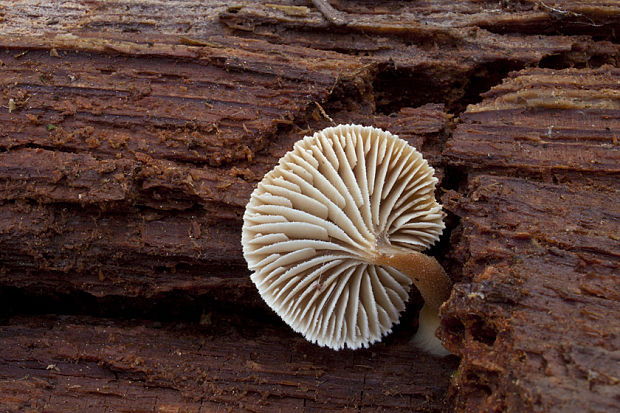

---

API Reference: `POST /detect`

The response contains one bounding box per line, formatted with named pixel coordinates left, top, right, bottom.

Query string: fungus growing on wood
left=242, top=124, right=452, bottom=355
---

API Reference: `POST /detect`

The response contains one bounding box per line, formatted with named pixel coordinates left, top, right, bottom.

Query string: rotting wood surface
left=0, top=1, right=618, bottom=412
left=441, top=66, right=620, bottom=412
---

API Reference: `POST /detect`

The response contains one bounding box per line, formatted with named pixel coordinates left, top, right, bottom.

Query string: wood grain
left=442, top=67, right=620, bottom=413
left=0, top=314, right=458, bottom=412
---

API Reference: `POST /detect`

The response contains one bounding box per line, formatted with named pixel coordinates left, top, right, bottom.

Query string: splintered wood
left=0, top=1, right=619, bottom=412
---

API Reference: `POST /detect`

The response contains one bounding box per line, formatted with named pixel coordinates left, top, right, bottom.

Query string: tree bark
left=441, top=66, right=620, bottom=413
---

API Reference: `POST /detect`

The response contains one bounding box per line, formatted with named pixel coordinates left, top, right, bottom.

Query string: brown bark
left=1, top=314, right=459, bottom=412
left=0, top=1, right=619, bottom=412
left=441, top=67, right=620, bottom=412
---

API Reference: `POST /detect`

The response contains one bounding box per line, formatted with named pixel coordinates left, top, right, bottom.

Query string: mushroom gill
left=242, top=124, right=451, bottom=354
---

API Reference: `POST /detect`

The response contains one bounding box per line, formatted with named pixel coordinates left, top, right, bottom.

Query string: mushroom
left=242, top=124, right=452, bottom=355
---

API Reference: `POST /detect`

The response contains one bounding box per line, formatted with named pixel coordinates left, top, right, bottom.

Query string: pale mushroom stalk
left=375, top=247, right=452, bottom=356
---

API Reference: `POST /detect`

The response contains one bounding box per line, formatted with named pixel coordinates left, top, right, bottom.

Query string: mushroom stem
left=375, top=249, right=452, bottom=312
left=374, top=249, right=452, bottom=355
left=413, top=303, right=450, bottom=356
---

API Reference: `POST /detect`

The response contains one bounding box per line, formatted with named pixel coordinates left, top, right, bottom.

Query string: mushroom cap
left=242, top=124, right=444, bottom=350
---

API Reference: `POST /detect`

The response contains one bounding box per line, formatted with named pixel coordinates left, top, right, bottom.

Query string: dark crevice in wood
left=371, top=57, right=568, bottom=117
left=426, top=208, right=462, bottom=288
left=0, top=286, right=279, bottom=327
left=433, top=165, right=468, bottom=285
left=479, top=21, right=618, bottom=40
left=538, top=43, right=619, bottom=69
left=468, top=317, right=498, bottom=347
left=441, top=164, right=469, bottom=193
left=0, top=141, right=82, bottom=156
left=457, top=62, right=528, bottom=113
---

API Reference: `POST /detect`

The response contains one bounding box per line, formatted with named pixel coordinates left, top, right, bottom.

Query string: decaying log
left=0, top=0, right=617, bottom=299
left=441, top=67, right=620, bottom=412
left=0, top=314, right=459, bottom=412
left=445, top=67, right=620, bottom=176
left=0, top=1, right=619, bottom=412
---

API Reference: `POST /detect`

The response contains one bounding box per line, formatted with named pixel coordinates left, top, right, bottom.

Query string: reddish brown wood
left=441, top=67, right=620, bottom=412
left=0, top=1, right=619, bottom=412
left=0, top=315, right=459, bottom=412
left=445, top=67, right=620, bottom=176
